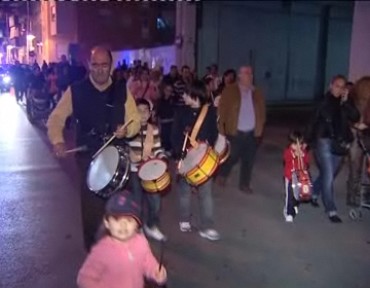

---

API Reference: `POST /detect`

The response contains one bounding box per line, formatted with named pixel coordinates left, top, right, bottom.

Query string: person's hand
left=53, top=143, right=67, bottom=158
left=153, top=266, right=167, bottom=284
left=355, top=122, right=368, bottom=130
left=294, top=150, right=304, bottom=157
left=115, top=124, right=127, bottom=139
left=159, top=155, right=169, bottom=165
left=213, top=95, right=221, bottom=107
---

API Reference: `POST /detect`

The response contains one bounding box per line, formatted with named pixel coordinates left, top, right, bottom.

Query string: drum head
left=87, top=146, right=120, bottom=191
left=179, top=143, right=208, bottom=174
left=214, top=134, right=226, bottom=153
left=138, top=159, right=167, bottom=181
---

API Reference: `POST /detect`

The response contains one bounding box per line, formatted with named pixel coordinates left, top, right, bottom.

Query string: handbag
left=330, top=137, right=351, bottom=155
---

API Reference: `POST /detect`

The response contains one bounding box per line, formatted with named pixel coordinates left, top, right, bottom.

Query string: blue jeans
left=177, top=178, right=214, bottom=230
left=312, top=138, right=343, bottom=214
left=129, top=172, right=161, bottom=228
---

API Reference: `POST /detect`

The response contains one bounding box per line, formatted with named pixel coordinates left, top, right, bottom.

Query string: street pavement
left=1, top=92, right=370, bottom=288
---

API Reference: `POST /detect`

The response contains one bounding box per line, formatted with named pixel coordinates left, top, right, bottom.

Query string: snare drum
left=87, top=145, right=130, bottom=198
left=138, top=159, right=171, bottom=193
left=179, top=143, right=219, bottom=186
left=214, top=134, right=230, bottom=164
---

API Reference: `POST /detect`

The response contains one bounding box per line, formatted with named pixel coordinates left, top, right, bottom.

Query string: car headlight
left=3, top=75, right=11, bottom=84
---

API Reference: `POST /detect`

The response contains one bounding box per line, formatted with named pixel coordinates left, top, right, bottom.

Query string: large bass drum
left=179, top=142, right=219, bottom=187
left=86, top=145, right=130, bottom=198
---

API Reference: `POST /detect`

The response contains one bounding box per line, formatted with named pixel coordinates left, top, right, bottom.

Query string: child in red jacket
left=283, top=131, right=310, bottom=222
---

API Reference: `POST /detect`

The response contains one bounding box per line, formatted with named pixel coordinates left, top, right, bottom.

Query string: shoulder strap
left=104, top=79, right=116, bottom=134
left=143, top=124, right=154, bottom=159
left=189, top=105, right=209, bottom=147
left=140, top=81, right=150, bottom=99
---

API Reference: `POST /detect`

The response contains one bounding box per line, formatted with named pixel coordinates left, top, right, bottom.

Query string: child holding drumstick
left=171, top=80, right=220, bottom=241
left=77, top=191, right=167, bottom=288
left=127, top=98, right=167, bottom=241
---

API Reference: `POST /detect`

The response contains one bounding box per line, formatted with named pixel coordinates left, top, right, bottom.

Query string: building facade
left=196, top=1, right=354, bottom=103
left=349, top=1, right=370, bottom=82
left=38, top=1, right=175, bottom=65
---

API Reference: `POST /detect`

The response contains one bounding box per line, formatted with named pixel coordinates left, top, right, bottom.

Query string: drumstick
left=93, top=119, right=134, bottom=159
left=158, top=240, right=165, bottom=271
left=65, top=145, right=88, bottom=154
left=177, top=133, right=189, bottom=171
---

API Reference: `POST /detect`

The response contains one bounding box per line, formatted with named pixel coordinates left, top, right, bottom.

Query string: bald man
left=217, top=66, right=266, bottom=194
left=47, top=46, right=140, bottom=251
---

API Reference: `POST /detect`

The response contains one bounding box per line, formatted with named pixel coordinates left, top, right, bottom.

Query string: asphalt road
left=1, top=92, right=369, bottom=288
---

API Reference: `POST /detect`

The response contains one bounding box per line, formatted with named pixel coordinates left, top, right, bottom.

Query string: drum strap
left=189, top=105, right=209, bottom=147
left=143, top=124, right=154, bottom=159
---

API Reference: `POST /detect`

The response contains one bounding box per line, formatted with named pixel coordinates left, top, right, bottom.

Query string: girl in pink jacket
left=77, top=191, right=167, bottom=288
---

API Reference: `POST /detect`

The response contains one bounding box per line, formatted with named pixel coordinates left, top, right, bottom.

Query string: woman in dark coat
left=306, top=75, right=360, bottom=223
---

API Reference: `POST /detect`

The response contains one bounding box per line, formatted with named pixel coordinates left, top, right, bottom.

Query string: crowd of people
left=41, top=45, right=370, bottom=288
left=9, top=55, right=87, bottom=108
left=111, top=61, right=237, bottom=157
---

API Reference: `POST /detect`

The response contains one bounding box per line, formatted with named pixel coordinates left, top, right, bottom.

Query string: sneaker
left=240, top=186, right=253, bottom=194
left=179, top=222, right=192, bottom=232
left=285, top=215, right=294, bottom=223
left=199, top=229, right=220, bottom=241
left=144, top=225, right=167, bottom=241
left=329, top=215, right=342, bottom=223
left=311, top=199, right=319, bottom=207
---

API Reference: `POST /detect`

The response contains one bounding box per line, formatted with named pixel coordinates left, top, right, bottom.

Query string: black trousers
left=284, top=178, right=299, bottom=217
left=160, top=121, right=173, bottom=152
left=218, top=130, right=257, bottom=188
left=76, top=154, right=107, bottom=252
left=14, top=86, right=26, bottom=101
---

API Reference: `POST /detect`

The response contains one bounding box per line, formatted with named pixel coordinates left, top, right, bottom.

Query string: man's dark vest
left=71, top=78, right=126, bottom=153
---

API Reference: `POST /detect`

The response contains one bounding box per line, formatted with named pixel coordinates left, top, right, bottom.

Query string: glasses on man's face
left=91, top=63, right=110, bottom=70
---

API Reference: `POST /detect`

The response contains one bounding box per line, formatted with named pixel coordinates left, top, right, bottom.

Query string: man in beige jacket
left=217, top=66, right=266, bottom=194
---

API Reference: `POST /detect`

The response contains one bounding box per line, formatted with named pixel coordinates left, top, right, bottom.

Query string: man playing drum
left=171, top=80, right=220, bottom=241
left=47, top=46, right=141, bottom=251
left=128, top=98, right=168, bottom=241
